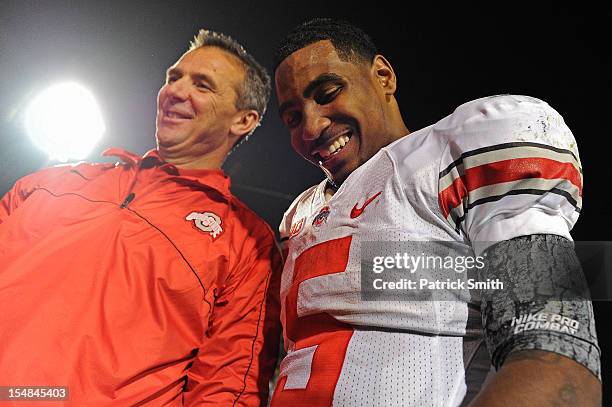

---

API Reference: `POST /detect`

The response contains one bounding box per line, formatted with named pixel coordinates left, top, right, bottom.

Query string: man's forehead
left=276, top=40, right=346, bottom=83
left=170, top=46, right=243, bottom=75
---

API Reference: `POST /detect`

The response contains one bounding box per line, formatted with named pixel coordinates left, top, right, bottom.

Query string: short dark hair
left=274, top=18, right=378, bottom=71
left=190, top=29, right=271, bottom=126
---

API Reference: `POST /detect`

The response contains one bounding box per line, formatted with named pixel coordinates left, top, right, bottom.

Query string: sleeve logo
left=289, top=218, right=305, bottom=239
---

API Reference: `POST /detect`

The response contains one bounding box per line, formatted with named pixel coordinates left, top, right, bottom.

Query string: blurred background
left=1, top=0, right=610, bottom=399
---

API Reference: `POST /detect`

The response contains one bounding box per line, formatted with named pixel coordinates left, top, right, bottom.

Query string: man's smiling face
left=155, top=46, right=245, bottom=160
left=275, top=40, right=397, bottom=186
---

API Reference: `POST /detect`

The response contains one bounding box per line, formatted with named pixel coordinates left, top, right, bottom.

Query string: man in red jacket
left=0, top=29, right=281, bottom=406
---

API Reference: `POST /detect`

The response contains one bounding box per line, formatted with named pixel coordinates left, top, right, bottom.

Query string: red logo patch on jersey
left=350, top=191, right=382, bottom=219
left=289, top=218, right=305, bottom=239
left=312, top=206, right=331, bottom=227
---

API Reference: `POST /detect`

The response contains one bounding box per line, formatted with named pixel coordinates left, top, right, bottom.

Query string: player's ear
left=230, top=109, right=260, bottom=139
left=371, top=55, right=397, bottom=96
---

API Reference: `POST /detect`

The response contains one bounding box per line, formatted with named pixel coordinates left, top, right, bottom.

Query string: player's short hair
left=274, top=18, right=378, bottom=71
left=190, top=29, right=271, bottom=136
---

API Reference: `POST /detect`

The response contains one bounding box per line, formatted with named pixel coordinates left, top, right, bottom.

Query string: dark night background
left=1, top=1, right=610, bottom=401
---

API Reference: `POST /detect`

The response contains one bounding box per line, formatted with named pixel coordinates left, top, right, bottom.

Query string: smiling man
left=0, top=30, right=281, bottom=406
left=156, top=43, right=259, bottom=169
left=271, top=19, right=601, bottom=406
left=276, top=49, right=407, bottom=188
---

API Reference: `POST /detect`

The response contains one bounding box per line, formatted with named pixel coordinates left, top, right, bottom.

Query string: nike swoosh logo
left=350, top=191, right=382, bottom=218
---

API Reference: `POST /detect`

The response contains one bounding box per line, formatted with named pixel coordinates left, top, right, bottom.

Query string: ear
left=229, top=109, right=260, bottom=141
left=371, top=54, right=397, bottom=96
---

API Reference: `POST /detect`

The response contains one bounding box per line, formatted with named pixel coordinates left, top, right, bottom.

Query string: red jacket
left=0, top=148, right=282, bottom=406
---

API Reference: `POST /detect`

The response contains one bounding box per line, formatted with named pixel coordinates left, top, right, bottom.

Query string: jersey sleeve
left=183, top=212, right=282, bottom=406
left=278, top=204, right=294, bottom=255
left=278, top=186, right=317, bottom=258
left=437, top=95, right=582, bottom=254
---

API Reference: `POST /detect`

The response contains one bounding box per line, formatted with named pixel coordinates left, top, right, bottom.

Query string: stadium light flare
left=25, top=82, right=105, bottom=162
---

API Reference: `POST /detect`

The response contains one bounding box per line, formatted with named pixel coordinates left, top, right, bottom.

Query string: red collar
left=102, top=148, right=232, bottom=196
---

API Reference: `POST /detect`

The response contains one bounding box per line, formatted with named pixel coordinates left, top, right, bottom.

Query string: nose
left=301, top=106, right=331, bottom=142
left=163, top=78, right=189, bottom=102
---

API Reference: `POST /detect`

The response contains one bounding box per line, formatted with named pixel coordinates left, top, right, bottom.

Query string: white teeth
left=167, top=112, right=189, bottom=119
left=315, top=134, right=352, bottom=159
left=326, top=141, right=340, bottom=155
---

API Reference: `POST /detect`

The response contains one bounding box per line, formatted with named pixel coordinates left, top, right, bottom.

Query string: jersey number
left=271, top=236, right=354, bottom=407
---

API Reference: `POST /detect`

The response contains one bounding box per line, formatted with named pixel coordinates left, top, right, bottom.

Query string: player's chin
left=332, top=165, right=354, bottom=186
left=323, top=159, right=356, bottom=187
left=319, top=149, right=359, bottom=185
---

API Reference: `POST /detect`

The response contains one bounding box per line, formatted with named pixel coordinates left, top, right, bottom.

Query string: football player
left=270, top=18, right=601, bottom=406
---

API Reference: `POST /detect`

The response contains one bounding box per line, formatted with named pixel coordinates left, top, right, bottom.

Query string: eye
left=195, top=81, right=211, bottom=90
left=283, top=111, right=302, bottom=129
left=166, top=75, right=179, bottom=84
left=314, top=86, right=343, bottom=105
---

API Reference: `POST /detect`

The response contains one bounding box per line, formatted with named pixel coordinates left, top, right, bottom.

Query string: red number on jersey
left=271, top=236, right=354, bottom=407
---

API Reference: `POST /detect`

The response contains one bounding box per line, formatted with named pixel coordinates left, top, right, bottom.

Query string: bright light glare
left=25, top=82, right=105, bottom=162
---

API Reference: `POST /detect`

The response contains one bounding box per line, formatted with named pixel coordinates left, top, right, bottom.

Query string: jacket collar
left=102, top=148, right=232, bottom=196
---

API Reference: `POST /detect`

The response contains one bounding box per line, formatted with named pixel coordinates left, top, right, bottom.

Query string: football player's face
left=275, top=40, right=394, bottom=186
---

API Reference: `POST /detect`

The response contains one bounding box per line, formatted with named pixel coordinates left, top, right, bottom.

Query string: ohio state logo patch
left=312, top=206, right=331, bottom=228
left=289, top=218, right=305, bottom=239
left=186, top=211, right=223, bottom=239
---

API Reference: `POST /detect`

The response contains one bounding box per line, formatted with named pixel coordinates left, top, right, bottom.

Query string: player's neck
left=324, top=181, right=338, bottom=202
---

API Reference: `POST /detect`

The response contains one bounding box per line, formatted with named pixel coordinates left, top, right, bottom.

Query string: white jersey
left=270, top=95, right=582, bottom=407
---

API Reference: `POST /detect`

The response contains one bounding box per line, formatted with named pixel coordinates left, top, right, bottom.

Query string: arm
left=0, top=167, right=59, bottom=224
left=435, top=96, right=600, bottom=405
left=471, top=235, right=601, bottom=407
left=0, top=179, right=27, bottom=224
left=472, top=350, right=600, bottom=406
left=183, top=223, right=282, bottom=407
